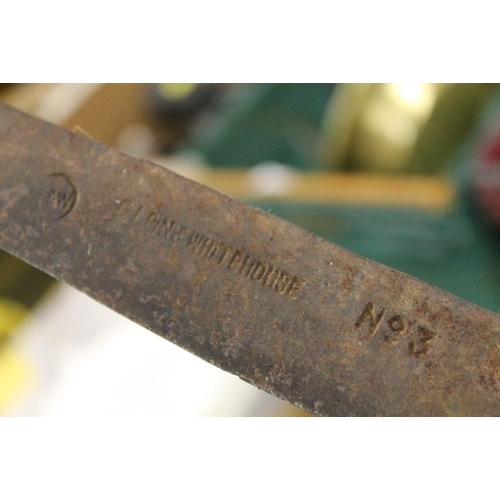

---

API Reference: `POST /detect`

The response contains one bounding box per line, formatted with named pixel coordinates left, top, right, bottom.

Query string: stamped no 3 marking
left=354, top=301, right=437, bottom=358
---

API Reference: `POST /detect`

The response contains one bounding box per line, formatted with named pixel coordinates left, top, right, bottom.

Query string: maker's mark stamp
left=43, top=173, right=77, bottom=219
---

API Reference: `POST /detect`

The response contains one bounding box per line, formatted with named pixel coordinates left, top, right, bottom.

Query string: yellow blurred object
left=0, top=299, right=28, bottom=342
left=0, top=347, right=31, bottom=413
left=0, top=299, right=31, bottom=413
left=157, top=83, right=198, bottom=101
left=320, top=83, right=498, bottom=174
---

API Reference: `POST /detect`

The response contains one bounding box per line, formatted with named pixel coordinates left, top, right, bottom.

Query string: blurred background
left=1, top=83, right=500, bottom=416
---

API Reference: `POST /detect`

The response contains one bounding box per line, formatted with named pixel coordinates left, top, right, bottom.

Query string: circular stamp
left=42, top=173, right=78, bottom=220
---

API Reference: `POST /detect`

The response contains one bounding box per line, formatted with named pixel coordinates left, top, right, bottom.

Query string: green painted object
left=182, top=83, right=335, bottom=170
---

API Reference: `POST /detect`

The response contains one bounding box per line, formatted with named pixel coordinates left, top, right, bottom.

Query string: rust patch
left=0, top=101, right=500, bottom=416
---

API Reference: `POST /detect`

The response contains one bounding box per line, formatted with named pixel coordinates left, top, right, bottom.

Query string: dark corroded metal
left=1, top=101, right=500, bottom=416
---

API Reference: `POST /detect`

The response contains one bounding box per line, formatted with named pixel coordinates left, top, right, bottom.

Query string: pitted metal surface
left=1, top=101, right=500, bottom=416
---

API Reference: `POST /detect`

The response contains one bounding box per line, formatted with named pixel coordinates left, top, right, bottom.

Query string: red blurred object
left=472, top=130, right=500, bottom=228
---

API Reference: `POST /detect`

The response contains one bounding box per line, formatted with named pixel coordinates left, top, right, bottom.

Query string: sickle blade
left=1, top=101, right=499, bottom=416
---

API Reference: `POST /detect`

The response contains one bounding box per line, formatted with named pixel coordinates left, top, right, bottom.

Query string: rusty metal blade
left=1, top=101, right=500, bottom=416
